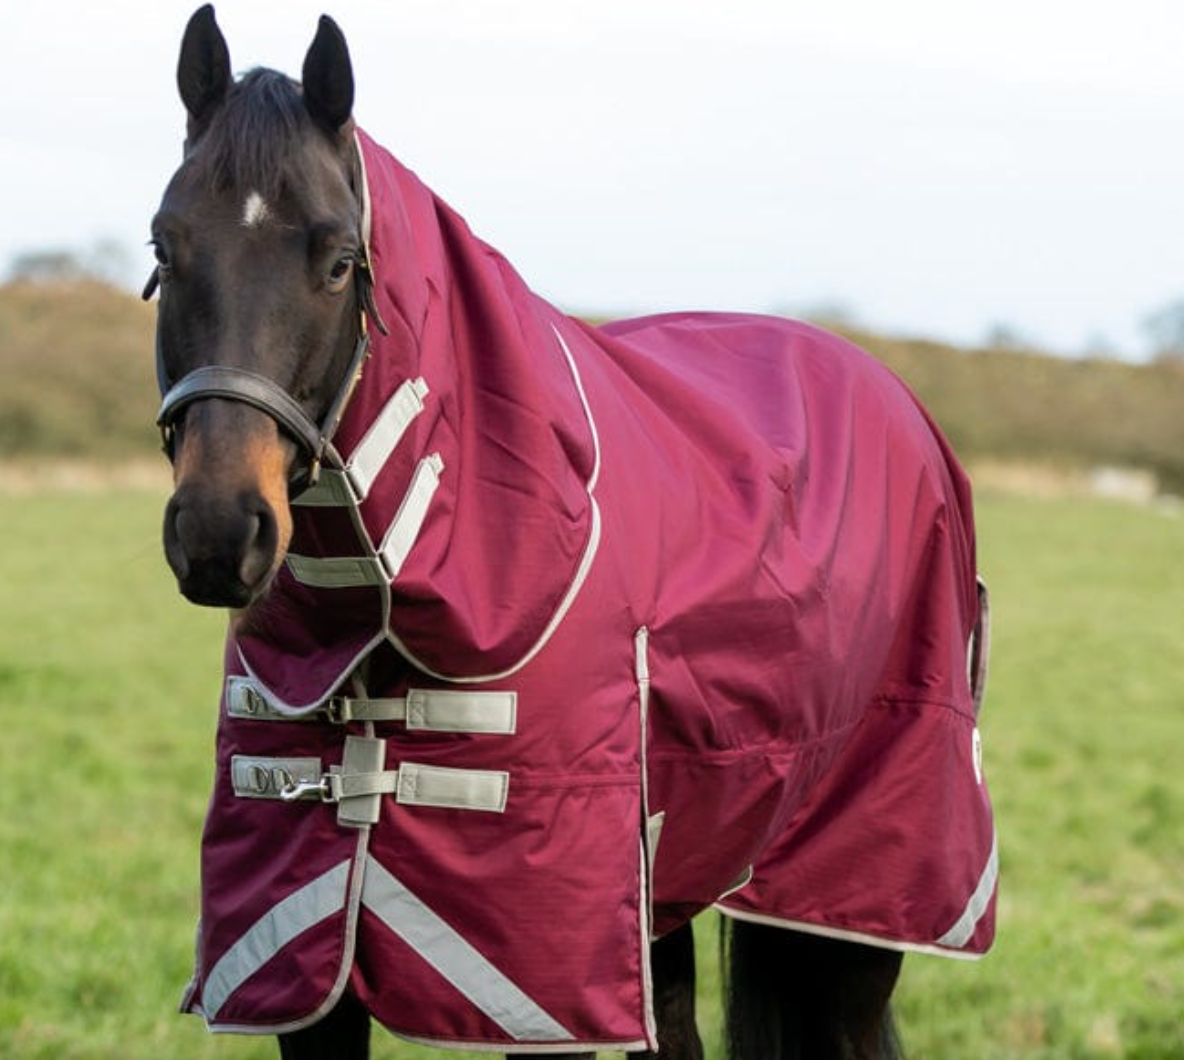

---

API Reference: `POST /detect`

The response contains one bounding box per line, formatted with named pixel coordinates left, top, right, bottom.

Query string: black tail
left=722, top=918, right=905, bottom=1060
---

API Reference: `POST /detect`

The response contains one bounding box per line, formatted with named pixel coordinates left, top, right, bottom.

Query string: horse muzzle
left=164, top=482, right=284, bottom=607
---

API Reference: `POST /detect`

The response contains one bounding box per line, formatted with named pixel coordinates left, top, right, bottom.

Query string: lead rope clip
left=279, top=776, right=333, bottom=803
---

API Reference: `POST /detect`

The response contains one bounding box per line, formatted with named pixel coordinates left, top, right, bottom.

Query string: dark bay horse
left=149, top=7, right=995, bottom=1059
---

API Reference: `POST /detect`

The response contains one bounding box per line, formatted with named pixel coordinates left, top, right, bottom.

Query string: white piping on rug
left=635, top=626, right=660, bottom=1051
left=715, top=830, right=999, bottom=962
left=235, top=629, right=386, bottom=716
left=198, top=830, right=371, bottom=1036
left=199, top=860, right=352, bottom=1020
left=386, top=322, right=604, bottom=684
left=354, top=131, right=374, bottom=262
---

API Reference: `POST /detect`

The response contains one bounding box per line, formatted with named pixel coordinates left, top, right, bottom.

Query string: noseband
left=155, top=325, right=372, bottom=495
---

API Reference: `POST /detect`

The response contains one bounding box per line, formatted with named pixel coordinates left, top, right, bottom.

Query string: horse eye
left=327, top=255, right=354, bottom=290
left=151, top=240, right=173, bottom=278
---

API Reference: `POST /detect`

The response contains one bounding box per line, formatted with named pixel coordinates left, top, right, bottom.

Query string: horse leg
left=724, top=920, right=904, bottom=1060
left=278, top=991, right=371, bottom=1060
left=632, top=920, right=703, bottom=1059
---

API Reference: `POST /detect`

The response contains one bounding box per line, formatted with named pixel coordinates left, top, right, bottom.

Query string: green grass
left=0, top=486, right=1181, bottom=1058
left=894, top=492, right=1184, bottom=1060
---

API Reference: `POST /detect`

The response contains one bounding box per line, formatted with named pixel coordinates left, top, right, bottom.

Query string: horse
left=147, top=7, right=997, bottom=1059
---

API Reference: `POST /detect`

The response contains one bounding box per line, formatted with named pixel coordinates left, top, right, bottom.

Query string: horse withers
left=148, top=7, right=996, bottom=1059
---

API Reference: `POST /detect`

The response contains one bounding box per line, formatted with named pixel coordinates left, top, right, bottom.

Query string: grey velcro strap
left=285, top=453, right=444, bottom=587
left=397, top=762, right=510, bottom=813
left=225, top=677, right=517, bottom=734
left=230, top=753, right=509, bottom=815
left=293, top=377, right=430, bottom=508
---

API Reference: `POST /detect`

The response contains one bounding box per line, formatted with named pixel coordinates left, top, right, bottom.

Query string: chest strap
left=226, top=676, right=517, bottom=734
left=291, top=376, right=430, bottom=507
left=285, top=452, right=444, bottom=587
left=231, top=748, right=510, bottom=825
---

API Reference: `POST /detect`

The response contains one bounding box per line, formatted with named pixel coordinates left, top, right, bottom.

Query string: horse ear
left=177, top=5, right=231, bottom=127
left=302, top=15, right=354, bottom=133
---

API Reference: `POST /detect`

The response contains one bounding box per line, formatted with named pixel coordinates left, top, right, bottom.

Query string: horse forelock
left=189, top=68, right=316, bottom=202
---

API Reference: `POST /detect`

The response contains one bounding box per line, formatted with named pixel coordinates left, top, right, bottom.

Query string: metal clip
left=279, top=776, right=333, bottom=803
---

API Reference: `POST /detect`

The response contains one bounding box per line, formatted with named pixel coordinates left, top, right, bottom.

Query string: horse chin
left=178, top=576, right=258, bottom=610
left=180, top=563, right=279, bottom=608
left=173, top=555, right=281, bottom=610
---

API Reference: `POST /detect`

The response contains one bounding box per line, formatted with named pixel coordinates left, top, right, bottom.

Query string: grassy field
left=0, top=483, right=1181, bottom=1059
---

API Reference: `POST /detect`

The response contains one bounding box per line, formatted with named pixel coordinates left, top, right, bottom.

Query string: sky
left=3, top=0, right=1184, bottom=359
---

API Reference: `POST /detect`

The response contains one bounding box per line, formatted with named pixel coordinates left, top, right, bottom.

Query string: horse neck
left=399, top=190, right=599, bottom=570
left=273, top=149, right=601, bottom=681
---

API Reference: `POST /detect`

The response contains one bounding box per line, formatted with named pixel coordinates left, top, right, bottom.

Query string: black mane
left=189, top=68, right=314, bottom=199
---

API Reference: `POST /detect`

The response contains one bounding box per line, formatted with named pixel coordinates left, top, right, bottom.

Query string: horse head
left=148, top=4, right=372, bottom=607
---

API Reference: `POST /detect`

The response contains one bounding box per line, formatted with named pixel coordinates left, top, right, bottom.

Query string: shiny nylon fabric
left=184, top=131, right=995, bottom=1046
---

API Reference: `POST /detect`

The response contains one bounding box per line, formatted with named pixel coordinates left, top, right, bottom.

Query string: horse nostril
left=163, top=496, right=191, bottom=581
left=238, top=501, right=280, bottom=590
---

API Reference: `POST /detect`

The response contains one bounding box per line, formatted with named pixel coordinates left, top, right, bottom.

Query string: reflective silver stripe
left=936, top=831, right=999, bottom=949
left=202, top=860, right=351, bottom=1019
left=396, top=763, right=509, bottom=813
left=294, top=377, right=430, bottom=507
left=378, top=453, right=443, bottom=579
left=231, top=756, right=509, bottom=813
left=361, top=856, right=573, bottom=1042
left=285, top=453, right=444, bottom=588
left=230, top=755, right=322, bottom=800
left=226, top=677, right=516, bottom=734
